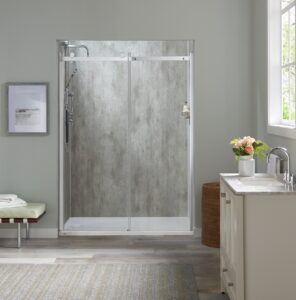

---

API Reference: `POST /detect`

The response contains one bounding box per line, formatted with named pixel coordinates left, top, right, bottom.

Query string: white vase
left=238, top=155, right=255, bottom=177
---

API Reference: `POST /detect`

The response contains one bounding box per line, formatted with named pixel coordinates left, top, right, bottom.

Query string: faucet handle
left=285, top=173, right=295, bottom=184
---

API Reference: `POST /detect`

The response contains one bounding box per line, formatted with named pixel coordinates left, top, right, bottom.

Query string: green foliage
left=252, top=140, right=270, bottom=159
left=282, top=100, right=295, bottom=121
left=232, top=147, right=245, bottom=160
left=230, top=139, right=238, bottom=145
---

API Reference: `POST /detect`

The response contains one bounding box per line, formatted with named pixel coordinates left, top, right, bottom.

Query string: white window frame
left=268, top=0, right=296, bottom=139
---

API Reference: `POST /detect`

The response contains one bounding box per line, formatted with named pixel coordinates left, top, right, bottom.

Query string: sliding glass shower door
left=59, top=41, right=194, bottom=234
left=130, top=60, right=189, bottom=231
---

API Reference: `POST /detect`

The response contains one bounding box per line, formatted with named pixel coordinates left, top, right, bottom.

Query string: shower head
left=62, top=41, right=90, bottom=56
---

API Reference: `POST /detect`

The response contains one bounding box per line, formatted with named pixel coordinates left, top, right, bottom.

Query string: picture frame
left=7, top=82, right=49, bottom=134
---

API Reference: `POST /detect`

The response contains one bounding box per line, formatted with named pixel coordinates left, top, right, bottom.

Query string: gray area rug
left=0, top=264, right=199, bottom=300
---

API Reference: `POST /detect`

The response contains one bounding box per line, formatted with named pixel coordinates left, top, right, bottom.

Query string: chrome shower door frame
left=58, top=43, right=195, bottom=236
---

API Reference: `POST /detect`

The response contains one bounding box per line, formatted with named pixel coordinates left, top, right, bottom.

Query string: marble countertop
left=220, top=173, right=296, bottom=195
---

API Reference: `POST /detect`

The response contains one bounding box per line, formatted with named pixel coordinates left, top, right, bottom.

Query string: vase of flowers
left=230, top=136, right=270, bottom=177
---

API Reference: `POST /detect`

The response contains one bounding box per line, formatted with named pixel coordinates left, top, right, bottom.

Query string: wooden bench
left=0, top=203, right=46, bottom=248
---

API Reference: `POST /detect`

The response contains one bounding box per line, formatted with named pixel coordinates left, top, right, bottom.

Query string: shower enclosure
left=58, top=40, right=195, bottom=235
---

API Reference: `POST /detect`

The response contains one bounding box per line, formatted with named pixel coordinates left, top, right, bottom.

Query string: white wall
left=252, top=0, right=296, bottom=174
left=0, top=0, right=253, bottom=234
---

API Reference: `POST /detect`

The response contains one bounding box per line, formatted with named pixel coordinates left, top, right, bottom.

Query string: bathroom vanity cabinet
left=220, top=174, right=296, bottom=300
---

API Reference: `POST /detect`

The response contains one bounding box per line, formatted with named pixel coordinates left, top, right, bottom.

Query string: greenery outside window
left=281, top=0, right=295, bottom=124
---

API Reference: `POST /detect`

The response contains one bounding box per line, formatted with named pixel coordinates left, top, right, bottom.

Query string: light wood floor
left=0, top=236, right=221, bottom=295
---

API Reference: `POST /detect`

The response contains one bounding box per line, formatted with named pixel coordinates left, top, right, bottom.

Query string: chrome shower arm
left=62, top=41, right=90, bottom=56
left=66, top=45, right=89, bottom=56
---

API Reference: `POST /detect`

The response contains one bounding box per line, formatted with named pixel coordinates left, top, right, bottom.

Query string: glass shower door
left=64, top=60, right=130, bottom=232
left=130, top=60, right=190, bottom=231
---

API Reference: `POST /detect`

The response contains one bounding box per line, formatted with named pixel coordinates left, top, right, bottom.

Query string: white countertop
left=220, top=173, right=296, bottom=195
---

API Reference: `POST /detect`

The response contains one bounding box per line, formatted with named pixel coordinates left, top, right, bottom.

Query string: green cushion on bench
left=0, top=203, right=46, bottom=219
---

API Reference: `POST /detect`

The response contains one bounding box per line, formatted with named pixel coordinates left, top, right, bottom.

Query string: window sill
left=267, top=124, right=296, bottom=139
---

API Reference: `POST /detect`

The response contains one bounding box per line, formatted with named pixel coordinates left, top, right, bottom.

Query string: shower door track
left=62, top=56, right=190, bottom=62
left=59, top=50, right=195, bottom=236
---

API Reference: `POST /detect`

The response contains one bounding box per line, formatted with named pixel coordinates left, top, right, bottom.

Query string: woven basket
left=201, top=182, right=220, bottom=248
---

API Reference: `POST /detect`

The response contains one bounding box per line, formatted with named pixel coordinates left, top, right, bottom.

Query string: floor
left=0, top=235, right=228, bottom=299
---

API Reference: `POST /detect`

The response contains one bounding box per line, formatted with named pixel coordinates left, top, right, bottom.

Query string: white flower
left=235, top=139, right=243, bottom=148
left=242, top=136, right=255, bottom=146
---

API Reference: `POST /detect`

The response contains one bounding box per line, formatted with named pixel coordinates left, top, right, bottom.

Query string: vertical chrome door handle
left=65, top=110, right=69, bottom=144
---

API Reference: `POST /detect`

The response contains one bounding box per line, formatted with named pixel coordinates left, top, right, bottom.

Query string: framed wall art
left=7, top=83, right=49, bottom=134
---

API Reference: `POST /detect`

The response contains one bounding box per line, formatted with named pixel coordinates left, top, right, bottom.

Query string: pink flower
left=245, top=145, right=254, bottom=155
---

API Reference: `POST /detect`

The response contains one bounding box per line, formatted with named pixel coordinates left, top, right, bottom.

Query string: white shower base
left=61, top=217, right=192, bottom=235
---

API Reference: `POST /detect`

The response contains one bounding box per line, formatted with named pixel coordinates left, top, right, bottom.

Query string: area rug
left=0, top=264, right=199, bottom=300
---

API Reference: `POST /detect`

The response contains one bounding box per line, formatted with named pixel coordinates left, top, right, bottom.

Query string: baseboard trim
left=0, top=228, right=58, bottom=239
left=193, top=227, right=201, bottom=237
left=0, top=227, right=199, bottom=239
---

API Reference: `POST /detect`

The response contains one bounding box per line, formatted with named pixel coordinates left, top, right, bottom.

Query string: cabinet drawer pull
left=228, top=282, right=234, bottom=287
left=222, top=268, right=228, bottom=272
left=226, top=200, right=231, bottom=204
left=220, top=192, right=226, bottom=198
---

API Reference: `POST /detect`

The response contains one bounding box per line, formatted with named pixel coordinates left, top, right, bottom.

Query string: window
left=268, top=0, right=296, bottom=138
left=281, top=0, right=295, bottom=124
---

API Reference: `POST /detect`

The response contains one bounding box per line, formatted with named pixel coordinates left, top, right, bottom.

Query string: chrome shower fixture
left=62, top=41, right=90, bottom=56
left=65, top=65, right=78, bottom=89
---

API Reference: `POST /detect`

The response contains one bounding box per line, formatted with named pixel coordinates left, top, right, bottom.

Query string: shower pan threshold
left=61, top=217, right=193, bottom=236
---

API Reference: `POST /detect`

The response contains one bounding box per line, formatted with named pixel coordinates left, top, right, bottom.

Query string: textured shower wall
left=68, top=41, right=188, bottom=217
left=71, top=61, right=129, bottom=217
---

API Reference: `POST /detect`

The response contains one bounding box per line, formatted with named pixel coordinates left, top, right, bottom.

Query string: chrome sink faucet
left=267, top=147, right=292, bottom=183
